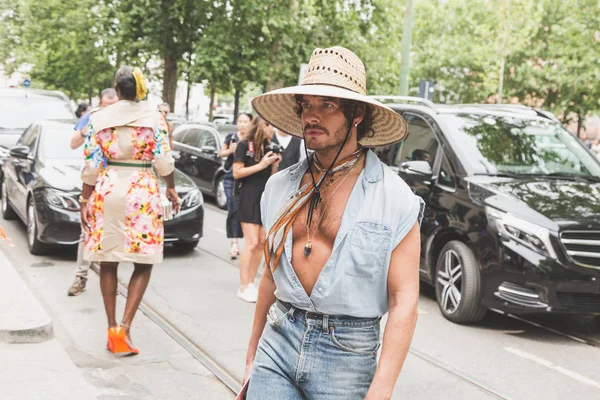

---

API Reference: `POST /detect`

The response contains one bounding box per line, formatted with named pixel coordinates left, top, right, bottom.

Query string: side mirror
left=171, top=150, right=181, bottom=160
left=201, top=145, right=217, bottom=154
left=9, top=145, right=31, bottom=160
left=399, top=160, right=432, bottom=177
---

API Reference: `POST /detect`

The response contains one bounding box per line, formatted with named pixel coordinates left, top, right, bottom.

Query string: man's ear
left=353, top=103, right=366, bottom=126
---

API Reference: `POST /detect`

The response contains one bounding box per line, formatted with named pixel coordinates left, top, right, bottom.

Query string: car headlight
left=486, top=207, right=557, bottom=258
left=180, top=189, right=203, bottom=209
left=45, top=189, right=80, bottom=211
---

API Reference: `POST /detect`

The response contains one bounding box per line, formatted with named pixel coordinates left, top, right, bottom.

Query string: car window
left=18, top=124, right=40, bottom=149
left=440, top=113, right=600, bottom=177
left=41, top=127, right=84, bottom=160
left=438, top=155, right=456, bottom=188
left=182, top=129, right=201, bottom=147
left=174, top=128, right=188, bottom=142
left=198, top=130, right=217, bottom=148
left=0, top=96, right=73, bottom=130
left=395, top=114, right=439, bottom=167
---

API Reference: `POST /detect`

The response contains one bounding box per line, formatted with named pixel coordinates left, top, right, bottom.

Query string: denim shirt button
left=317, top=287, right=323, bottom=293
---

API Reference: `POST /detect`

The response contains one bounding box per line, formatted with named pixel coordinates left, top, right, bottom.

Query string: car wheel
left=27, top=198, right=46, bottom=255
left=173, top=240, right=199, bottom=253
left=215, top=176, right=227, bottom=210
left=435, top=241, right=487, bottom=324
left=1, top=180, right=17, bottom=220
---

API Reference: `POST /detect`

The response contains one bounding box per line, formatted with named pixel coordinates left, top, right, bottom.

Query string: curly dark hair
left=293, top=95, right=374, bottom=142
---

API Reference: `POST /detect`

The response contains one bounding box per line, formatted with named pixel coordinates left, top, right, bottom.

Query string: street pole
left=399, top=0, right=415, bottom=96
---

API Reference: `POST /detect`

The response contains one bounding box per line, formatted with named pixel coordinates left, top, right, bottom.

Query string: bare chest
left=290, top=171, right=360, bottom=296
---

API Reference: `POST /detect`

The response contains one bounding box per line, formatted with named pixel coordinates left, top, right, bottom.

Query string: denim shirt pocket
left=345, top=222, right=391, bottom=281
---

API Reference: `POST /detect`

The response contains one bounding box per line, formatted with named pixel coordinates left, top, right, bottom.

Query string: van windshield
left=0, top=96, right=73, bottom=130
left=440, top=113, right=600, bottom=178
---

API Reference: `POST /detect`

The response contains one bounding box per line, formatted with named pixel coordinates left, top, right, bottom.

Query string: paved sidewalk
left=0, top=250, right=52, bottom=342
left=0, top=340, right=99, bottom=400
left=0, top=242, right=234, bottom=399
left=0, top=249, right=99, bottom=399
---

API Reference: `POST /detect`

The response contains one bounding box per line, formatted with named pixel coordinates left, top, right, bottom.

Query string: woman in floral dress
left=80, top=66, right=179, bottom=354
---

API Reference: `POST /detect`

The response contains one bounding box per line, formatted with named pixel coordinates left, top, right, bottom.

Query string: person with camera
left=232, top=116, right=281, bottom=302
left=221, top=113, right=253, bottom=259
left=271, top=128, right=306, bottom=171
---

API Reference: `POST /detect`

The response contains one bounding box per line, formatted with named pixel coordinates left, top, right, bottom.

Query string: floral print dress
left=81, top=100, right=174, bottom=264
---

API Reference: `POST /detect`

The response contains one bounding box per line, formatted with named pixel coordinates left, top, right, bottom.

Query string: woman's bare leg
left=239, top=223, right=261, bottom=290
left=99, top=262, right=119, bottom=328
left=121, top=263, right=153, bottom=329
left=247, top=225, right=266, bottom=285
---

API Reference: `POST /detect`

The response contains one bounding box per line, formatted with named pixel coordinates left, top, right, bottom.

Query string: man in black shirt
left=271, top=128, right=306, bottom=171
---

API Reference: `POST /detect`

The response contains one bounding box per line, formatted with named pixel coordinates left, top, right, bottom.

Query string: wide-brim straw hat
left=252, top=46, right=407, bottom=147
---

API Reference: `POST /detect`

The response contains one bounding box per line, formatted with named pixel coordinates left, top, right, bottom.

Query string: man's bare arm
left=70, top=127, right=87, bottom=149
left=366, top=222, right=421, bottom=400
left=244, top=265, right=277, bottom=382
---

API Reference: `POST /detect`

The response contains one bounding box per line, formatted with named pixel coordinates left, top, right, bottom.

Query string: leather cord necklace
left=302, top=106, right=358, bottom=256
left=304, top=151, right=363, bottom=256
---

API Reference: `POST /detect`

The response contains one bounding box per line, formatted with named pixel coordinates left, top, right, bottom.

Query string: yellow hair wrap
left=132, top=67, right=148, bottom=100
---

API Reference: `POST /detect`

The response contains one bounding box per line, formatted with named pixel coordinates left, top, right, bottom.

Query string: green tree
left=8, top=0, right=116, bottom=101
left=0, top=0, right=26, bottom=76
left=506, top=0, right=600, bottom=133
left=116, top=0, right=210, bottom=110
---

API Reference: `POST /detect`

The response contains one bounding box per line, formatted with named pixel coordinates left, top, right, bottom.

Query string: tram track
left=92, top=255, right=521, bottom=400
left=501, top=311, right=600, bottom=348
left=90, top=264, right=241, bottom=395
left=3, top=200, right=599, bottom=398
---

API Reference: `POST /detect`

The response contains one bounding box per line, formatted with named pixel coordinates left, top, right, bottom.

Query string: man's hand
left=367, top=221, right=421, bottom=400
left=364, top=388, right=391, bottom=400
left=243, top=357, right=254, bottom=384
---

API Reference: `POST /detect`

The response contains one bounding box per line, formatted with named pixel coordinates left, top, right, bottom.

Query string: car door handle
left=190, top=155, right=198, bottom=160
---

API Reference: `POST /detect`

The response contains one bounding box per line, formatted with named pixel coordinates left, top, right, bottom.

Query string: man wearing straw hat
left=242, top=46, right=425, bottom=399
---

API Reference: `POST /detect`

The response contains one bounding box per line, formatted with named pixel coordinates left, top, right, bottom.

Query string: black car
left=1, top=120, right=204, bottom=255
left=372, top=97, right=600, bottom=323
left=0, top=88, right=74, bottom=186
left=172, top=123, right=229, bottom=209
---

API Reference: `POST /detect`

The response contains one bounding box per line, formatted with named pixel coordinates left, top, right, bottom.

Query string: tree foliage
left=409, top=0, right=599, bottom=125
left=1, top=0, right=597, bottom=125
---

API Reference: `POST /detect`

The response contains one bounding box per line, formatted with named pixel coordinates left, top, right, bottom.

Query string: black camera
left=265, top=142, right=284, bottom=155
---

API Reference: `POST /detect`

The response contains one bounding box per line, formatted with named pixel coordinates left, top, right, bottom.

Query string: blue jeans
left=247, top=300, right=381, bottom=399
left=224, top=175, right=242, bottom=239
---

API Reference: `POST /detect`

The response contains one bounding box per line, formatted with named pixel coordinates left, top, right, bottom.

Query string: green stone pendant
left=304, top=242, right=312, bottom=257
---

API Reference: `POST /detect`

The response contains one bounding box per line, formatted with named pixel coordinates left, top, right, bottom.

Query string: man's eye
left=323, top=103, right=333, bottom=108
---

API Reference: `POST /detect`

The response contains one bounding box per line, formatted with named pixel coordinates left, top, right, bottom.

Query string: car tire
left=173, top=240, right=199, bottom=253
left=435, top=241, right=487, bottom=324
left=1, top=180, right=17, bottom=220
left=215, top=176, right=227, bottom=210
left=27, top=198, right=46, bottom=255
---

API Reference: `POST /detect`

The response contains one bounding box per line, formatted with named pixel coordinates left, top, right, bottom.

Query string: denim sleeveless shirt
left=260, top=150, right=425, bottom=318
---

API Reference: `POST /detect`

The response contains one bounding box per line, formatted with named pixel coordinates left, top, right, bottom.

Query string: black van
left=372, top=97, right=600, bottom=324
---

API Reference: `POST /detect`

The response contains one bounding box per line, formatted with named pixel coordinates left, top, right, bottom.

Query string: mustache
left=303, top=124, right=329, bottom=135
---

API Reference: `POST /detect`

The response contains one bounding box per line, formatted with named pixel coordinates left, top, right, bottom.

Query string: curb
left=0, top=249, right=53, bottom=343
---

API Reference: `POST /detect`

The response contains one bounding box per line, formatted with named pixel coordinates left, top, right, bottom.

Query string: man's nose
left=303, top=108, right=320, bottom=125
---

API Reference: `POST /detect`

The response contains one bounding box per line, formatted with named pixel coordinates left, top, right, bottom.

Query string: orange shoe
left=106, top=327, right=116, bottom=351
left=107, top=326, right=139, bottom=355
